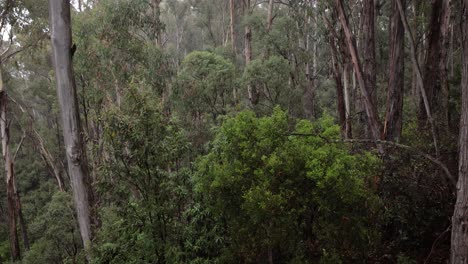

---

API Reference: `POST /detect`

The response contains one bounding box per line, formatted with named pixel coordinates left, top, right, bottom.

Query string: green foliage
left=174, top=51, right=236, bottom=119
left=243, top=56, right=291, bottom=111
left=23, top=192, right=83, bottom=264
left=93, top=84, right=191, bottom=263
left=195, top=108, right=380, bottom=262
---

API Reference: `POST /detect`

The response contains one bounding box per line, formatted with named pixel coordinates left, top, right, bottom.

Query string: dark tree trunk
left=450, top=1, right=468, bottom=262
left=330, top=38, right=348, bottom=138
left=48, top=0, right=94, bottom=258
left=335, top=0, right=383, bottom=151
left=243, top=0, right=258, bottom=106
left=362, top=0, right=377, bottom=108
left=230, top=0, right=236, bottom=52
left=16, top=191, right=30, bottom=251
left=356, top=0, right=377, bottom=138
left=0, top=70, right=20, bottom=262
left=395, top=0, right=440, bottom=156
left=419, top=0, right=451, bottom=129
left=384, top=0, right=405, bottom=142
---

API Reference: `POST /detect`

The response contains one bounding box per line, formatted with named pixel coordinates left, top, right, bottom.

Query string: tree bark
left=16, top=191, right=29, bottom=251
left=324, top=13, right=351, bottom=138
left=304, top=0, right=316, bottom=119
left=230, top=0, right=236, bottom=52
left=330, top=36, right=348, bottom=138
left=267, top=0, right=274, bottom=32
left=395, top=0, right=440, bottom=157
left=0, top=70, right=20, bottom=261
left=450, top=1, right=468, bottom=262
left=335, top=0, right=382, bottom=151
left=419, top=0, right=451, bottom=129
left=383, top=0, right=405, bottom=142
left=151, top=0, right=163, bottom=47
left=48, top=0, right=94, bottom=256
left=362, top=0, right=377, bottom=110
left=244, top=0, right=258, bottom=106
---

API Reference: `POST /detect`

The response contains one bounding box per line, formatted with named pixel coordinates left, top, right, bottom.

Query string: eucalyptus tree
left=48, top=0, right=94, bottom=256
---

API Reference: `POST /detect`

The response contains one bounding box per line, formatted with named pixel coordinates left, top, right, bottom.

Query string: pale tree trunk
left=324, top=14, right=351, bottom=138
left=344, top=63, right=352, bottom=138
left=335, top=0, right=382, bottom=152
left=267, top=0, right=274, bottom=32
left=395, top=0, right=440, bottom=157
left=48, top=0, right=94, bottom=257
left=338, top=23, right=353, bottom=138
left=304, top=0, right=316, bottom=119
left=230, top=0, right=236, bottom=52
left=383, top=0, right=405, bottom=142
left=0, top=68, right=20, bottom=262
left=244, top=0, right=258, bottom=106
left=151, top=0, right=163, bottom=47
left=450, top=1, right=468, bottom=262
left=12, top=134, right=29, bottom=251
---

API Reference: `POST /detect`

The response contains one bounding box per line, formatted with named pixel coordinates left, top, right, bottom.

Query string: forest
left=0, top=0, right=467, bottom=263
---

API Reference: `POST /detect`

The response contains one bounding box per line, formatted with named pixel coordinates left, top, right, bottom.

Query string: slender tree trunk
left=329, top=35, right=348, bottom=138
left=450, top=1, right=468, bottom=262
left=49, top=0, right=94, bottom=257
left=151, top=0, right=163, bottom=47
left=344, top=64, right=353, bottom=138
left=230, top=0, right=236, bottom=52
left=450, top=0, right=468, bottom=264
left=244, top=0, right=258, bottom=106
left=267, top=0, right=274, bottom=32
left=384, top=0, right=405, bottom=142
left=335, top=0, right=382, bottom=151
left=0, top=69, right=20, bottom=262
left=34, top=129, right=65, bottom=191
left=304, top=0, right=316, bottom=119
left=16, top=191, right=29, bottom=250
left=395, top=0, right=440, bottom=157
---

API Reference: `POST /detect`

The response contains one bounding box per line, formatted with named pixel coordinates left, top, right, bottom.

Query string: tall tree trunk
left=267, top=0, right=274, bottom=32
left=360, top=0, right=377, bottom=138
left=329, top=34, right=348, bottom=138
left=395, top=0, right=440, bottom=157
left=151, top=0, right=163, bottom=47
left=48, top=0, right=94, bottom=257
left=450, top=1, right=468, bottom=262
left=335, top=0, right=382, bottom=151
left=230, top=0, right=236, bottom=52
left=304, top=0, right=316, bottom=119
left=419, top=0, right=451, bottom=129
left=244, top=0, right=258, bottom=106
left=324, top=13, right=351, bottom=138
left=0, top=69, right=20, bottom=262
left=16, top=191, right=29, bottom=251
left=384, top=0, right=405, bottom=142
